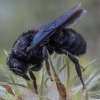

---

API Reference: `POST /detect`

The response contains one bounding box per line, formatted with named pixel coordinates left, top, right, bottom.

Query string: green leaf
left=0, top=66, right=11, bottom=82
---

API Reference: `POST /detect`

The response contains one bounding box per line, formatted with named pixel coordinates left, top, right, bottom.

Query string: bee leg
left=67, top=51, right=85, bottom=89
left=22, top=74, right=30, bottom=80
left=59, top=49, right=85, bottom=89
left=42, top=46, right=53, bottom=81
left=29, top=64, right=42, bottom=94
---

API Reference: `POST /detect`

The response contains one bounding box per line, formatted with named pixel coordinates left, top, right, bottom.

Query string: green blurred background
left=0, top=0, right=100, bottom=71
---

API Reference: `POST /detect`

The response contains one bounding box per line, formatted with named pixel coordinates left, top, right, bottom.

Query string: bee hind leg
left=56, top=48, right=85, bottom=89
left=67, top=51, right=85, bottom=89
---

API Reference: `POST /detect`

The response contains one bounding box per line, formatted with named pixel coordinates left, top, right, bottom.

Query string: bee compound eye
left=14, top=63, right=18, bottom=68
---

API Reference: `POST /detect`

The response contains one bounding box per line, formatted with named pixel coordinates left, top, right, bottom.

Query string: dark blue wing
left=28, top=3, right=86, bottom=51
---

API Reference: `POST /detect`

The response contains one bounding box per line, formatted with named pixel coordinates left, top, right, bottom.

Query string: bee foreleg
left=22, top=74, right=30, bottom=80
left=29, top=65, right=42, bottom=94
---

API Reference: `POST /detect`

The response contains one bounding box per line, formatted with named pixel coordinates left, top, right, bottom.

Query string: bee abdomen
left=75, top=34, right=86, bottom=55
left=64, top=29, right=86, bottom=56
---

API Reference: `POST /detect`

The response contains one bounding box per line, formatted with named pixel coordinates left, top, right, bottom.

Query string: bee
left=6, top=4, right=87, bottom=93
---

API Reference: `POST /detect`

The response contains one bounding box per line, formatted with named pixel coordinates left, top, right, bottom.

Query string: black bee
left=6, top=4, right=87, bottom=93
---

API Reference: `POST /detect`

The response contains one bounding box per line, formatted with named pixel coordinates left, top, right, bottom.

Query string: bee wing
left=63, top=9, right=87, bottom=28
left=29, top=3, right=86, bottom=50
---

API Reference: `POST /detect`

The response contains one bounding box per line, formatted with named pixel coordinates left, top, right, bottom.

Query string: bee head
left=6, top=52, right=28, bottom=76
